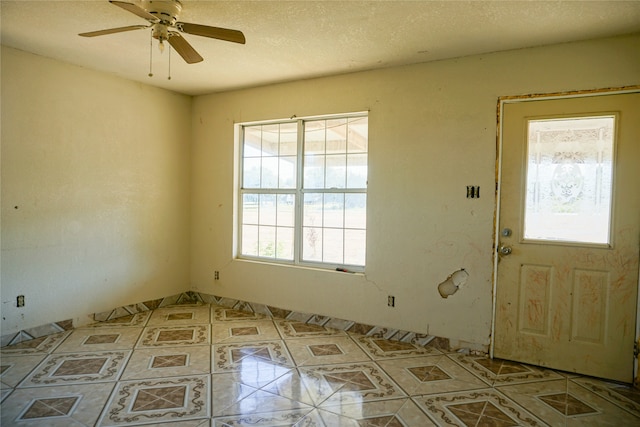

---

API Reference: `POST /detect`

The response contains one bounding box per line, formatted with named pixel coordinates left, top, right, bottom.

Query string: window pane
left=261, top=124, right=280, bottom=156
left=279, top=122, right=298, bottom=156
left=304, top=155, right=325, bottom=188
left=348, top=116, right=368, bottom=153
left=242, top=224, right=259, bottom=256
left=346, top=153, right=367, bottom=188
left=279, top=157, right=296, bottom=188
left=304, top=121, right=325, bottom=154
left=524, top=116, right=614, bottom=244
left=243, top=126, right=263, bottom=157
left=322, top=228, right=344, bottom=264
left=345, top=194, right=366, bottom=229
left=303, top=227, right=323, bottom=261
left=261, top=157, right=278, bottom=188
left=344, top=229, right=366, bottom=265
left=243, top=157, right=261, bottom=188
left=259, top=194, right=276, bottom=226
left=276, top=227, right=294, bottom=260
left=303, top=193, right=323, bottom=227
left=258, top=226, right=276, bottom=258
left=242, top=194, right=259, bottom=224
left=277, top=194, right=295, bottom=227
left=323, top=193, right=344, bottom=228
left=326, top=154, right=346, bottom=188
left=326, top=119, right=347, bottom=154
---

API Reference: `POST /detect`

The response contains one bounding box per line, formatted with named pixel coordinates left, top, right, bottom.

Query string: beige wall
left=190, top=34, right=640, bottom=348
left=1, top=47, right=192, bottom=335
left=1, top=34, right=638, bottom=347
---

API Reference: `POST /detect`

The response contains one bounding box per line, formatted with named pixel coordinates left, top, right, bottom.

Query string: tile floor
left=2, top=302, right=640, bottom=426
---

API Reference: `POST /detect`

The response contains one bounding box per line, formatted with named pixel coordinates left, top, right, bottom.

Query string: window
left=523, top=116, right=615, bottom=245
left=238, top=113, right=368, bottom=270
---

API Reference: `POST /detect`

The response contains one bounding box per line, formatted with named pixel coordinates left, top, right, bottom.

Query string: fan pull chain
left=167, top=43, right=172, bottom=80
left=148, top=30, right=154, bottom=77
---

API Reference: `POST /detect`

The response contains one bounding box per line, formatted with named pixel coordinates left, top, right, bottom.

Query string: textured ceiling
left=2, top=1, right=639, bottom=96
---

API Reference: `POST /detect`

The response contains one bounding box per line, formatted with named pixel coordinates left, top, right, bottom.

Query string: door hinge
left=635, top=341, right=639, bottom=358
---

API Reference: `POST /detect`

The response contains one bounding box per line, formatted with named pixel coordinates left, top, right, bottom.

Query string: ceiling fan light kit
left=79, top=0, right=245, bottom=68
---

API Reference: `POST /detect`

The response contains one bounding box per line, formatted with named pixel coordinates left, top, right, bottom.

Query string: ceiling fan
left=79, top=0, right=245, bottom=64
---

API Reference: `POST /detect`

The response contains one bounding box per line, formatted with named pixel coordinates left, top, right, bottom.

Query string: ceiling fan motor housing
left=144, top=0, right=182, bottom=25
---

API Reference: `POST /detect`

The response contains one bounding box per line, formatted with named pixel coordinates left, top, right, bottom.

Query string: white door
left=494, top=92, right=640, bottom=383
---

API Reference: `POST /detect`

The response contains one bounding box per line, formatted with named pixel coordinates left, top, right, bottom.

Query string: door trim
left=491, top=85, right=640, bottom=382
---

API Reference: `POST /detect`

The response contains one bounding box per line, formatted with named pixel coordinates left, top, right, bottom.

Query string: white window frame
left=236, top=112, right=368, bottom=272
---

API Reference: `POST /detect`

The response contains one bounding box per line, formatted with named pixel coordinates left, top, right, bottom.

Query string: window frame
left=236, top=111, right=368, bottom=272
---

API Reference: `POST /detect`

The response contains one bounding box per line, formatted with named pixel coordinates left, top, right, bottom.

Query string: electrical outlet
left=387, top=295, right=395, bottom=307
left=17, top=295, right=25, bottom=307
left=214, top=271, right=220, bottom=280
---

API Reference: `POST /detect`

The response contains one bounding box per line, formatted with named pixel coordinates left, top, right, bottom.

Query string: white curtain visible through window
left=239, top=114, right=368, bottom=269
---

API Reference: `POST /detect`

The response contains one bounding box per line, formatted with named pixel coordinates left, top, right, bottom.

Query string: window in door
left=523, top=115, right=615, bottom=245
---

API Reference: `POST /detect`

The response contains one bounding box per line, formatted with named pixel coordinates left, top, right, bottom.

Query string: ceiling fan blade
left=177, top=22, right=246, bottom=44
left=168, top=33, right=203, bottom=64
left=79, top=25, right=148, bottom=37
left=110, top=0, right=159, bottom=22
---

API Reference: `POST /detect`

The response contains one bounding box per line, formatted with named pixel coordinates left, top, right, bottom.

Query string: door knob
left=498, top=245, right=512, bottom=255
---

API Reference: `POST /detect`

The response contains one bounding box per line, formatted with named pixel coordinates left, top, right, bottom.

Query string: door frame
left=491, top=85, right=640, bottom=384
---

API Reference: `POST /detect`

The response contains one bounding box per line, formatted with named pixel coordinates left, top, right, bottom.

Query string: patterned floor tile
left=138, top=421, right=211, bottom=427
left=121, top=346, right=211, bottom=380
left=0, top=354, right=46, bottom=388
left=275, top=320, right=347, bottom=339
left=449, top=353, right=563, bottom=386
left=498, top=378, right=640, bottom=426
left=54, top=327, right=143, bottom=353
left=136, top=325, right=211, bottom=348
left=1, top=382, right=115, bottom=426
left=571, top=376, right=640, bottom=417
left=292, top=408, right=360, bottom=426
left=213, top=408, right=312, bottom=426
left=98, top=376, right=209, bottom=426
left=377, top=354, right=490, bottom=396
left=285, top=336, right=370, bottom=366
left=2, top=302, right=638, bottom=427
left=214, top=389, right=312, bottom=417
left=18, top=351, right=130, bottom=387
left=212, top=307, right=268, bottom=322
left=1, top=331, right=71, bottom=355
left=211, top=320, right=281, bottom=344
left=260, top=369, right=322, bottom=406
left=299, top=362, right=407, bottom=407
left=212, top=341, right=294, bottom=373
left=210, top=373, right=261, bottom=416
left=414, top=388, right=546, bottom=426
left=147, top=305, right=211, bottom=326
left=85, top=312, right=151, bottom=328
left=351, top=334, right=442, bottom=360
left=319, top=398, right=438, bottom=426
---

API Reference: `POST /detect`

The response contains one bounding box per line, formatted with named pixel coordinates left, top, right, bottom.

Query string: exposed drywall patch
left=438, top=269, right=469, bottom=298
